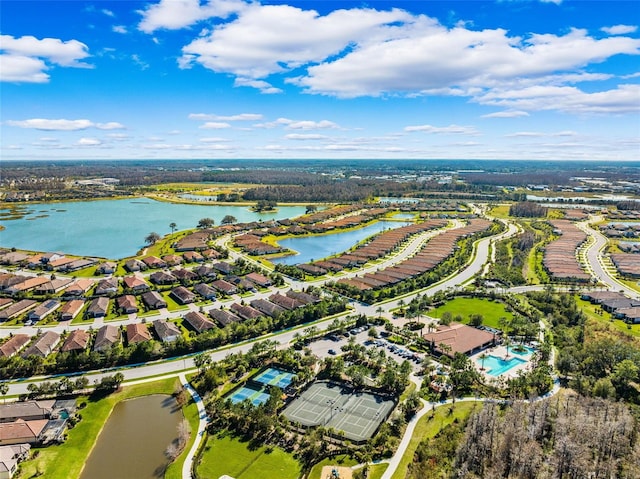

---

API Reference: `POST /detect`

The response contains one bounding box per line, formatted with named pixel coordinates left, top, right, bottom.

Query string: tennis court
left=228, top=386, right=271, bottom=406
left=253, top=367, right=295, bottom=389
left=283, top=381, right=395, bottom=442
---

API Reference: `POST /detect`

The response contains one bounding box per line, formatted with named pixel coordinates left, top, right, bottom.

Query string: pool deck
left=471, top=344, right=535, bottom=380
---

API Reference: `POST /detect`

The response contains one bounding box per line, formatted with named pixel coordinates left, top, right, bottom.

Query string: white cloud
left=179, top=4, right=413, bottom=79
left=199, top=122, right=231, bottom=129
left=77, top=138, right=102, bottom=146
left=233, top=78, right=282, bottom=94
left=138, top=0, right=244, bottom=33
left=404, top=124, right=479, bottom=135
left=0, top=35, right=91, bottom=82
left=200, top=137, right=230, bottom=142
left=481, top=110, right=530, bottom=118
left=601, top=25, right=638, bottom=35
left=284, top=133, right=329, bottom=140
left=286, top=119, right=340, bottom=130
left=189, top=113, right=263, bottom=121
left=113, top=25, right=128, bottom=34
left=6, top=118, right=125, bottom=131
left=539, top=0, right=562, bottom=5
left=505, top=131, right=546, bottom=137
left=102, top=9, right=115, bottom=17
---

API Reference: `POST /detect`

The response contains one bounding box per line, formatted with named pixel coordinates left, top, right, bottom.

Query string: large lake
left=0, top=198, right=306, bottom=259
left=80, top=394, right=182, bottom=479
left=271, top=220, right=411, bottom=265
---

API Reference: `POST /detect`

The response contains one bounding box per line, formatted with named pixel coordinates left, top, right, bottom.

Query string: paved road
left=577, top=218, right=639, bottom=299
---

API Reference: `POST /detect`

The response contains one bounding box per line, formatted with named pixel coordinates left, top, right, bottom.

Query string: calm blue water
left=510, top=345, right=536, bottom=357
left=271, top=220, right=411, bottom=265
left=0, top=198, right=306, bottom=259
left=484, top=355, right=526, bottom=376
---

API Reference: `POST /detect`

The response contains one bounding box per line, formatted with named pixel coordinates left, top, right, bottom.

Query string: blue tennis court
left=253, top=367, right=295, bottom=388
left=228, top=386, right=270, bottom=406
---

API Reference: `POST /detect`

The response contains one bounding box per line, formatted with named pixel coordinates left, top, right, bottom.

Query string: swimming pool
left=484, top=355, right=527, bottom=376
left=253, top=367, right=295, bottom=388
left=228, top=386, right=270, bottom=406
left=510, top=345, right=536, bottom=357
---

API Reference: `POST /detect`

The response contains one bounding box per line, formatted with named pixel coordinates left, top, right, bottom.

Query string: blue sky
left=1, top=0, right=639, bottom=161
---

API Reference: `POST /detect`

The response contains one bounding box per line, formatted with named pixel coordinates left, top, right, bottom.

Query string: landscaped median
left=15, top=377, right=197, bottom=479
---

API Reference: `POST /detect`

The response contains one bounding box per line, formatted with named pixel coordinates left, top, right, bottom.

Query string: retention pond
left=80, top=394, right=182, bottom=479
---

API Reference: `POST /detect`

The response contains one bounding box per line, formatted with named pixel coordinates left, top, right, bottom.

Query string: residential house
left=142, top=256, right=166, bottom=269
left=183, top=251, right=204, bottom=263
left=116, top=295, right=138, bottom=314
left=269, top=293, right=302, bottom=310
left=229, top=303, right=262, bottom=321
left=0, top=443, right=31, bottom=479
left=170, top=286, right=196, bottom=305
left=149, top=271, right=177, bottom=285
left=59, top=300, right=84, bottom=321
left=194, top=283, right=217, bottom=300
left=153, top=319, right=181, bottom=343
left=250, top=299, right=285, bottom=318
left=0, top=252, right=29, bottom=266
left=21, top=332, right=60, bottom=358
left=59, top=329, right=90, bottom=353
left=33, top=278, right=73, bottom=295
left=0, top=335, right=30, bottom=358
left=208, top=308, right=241, bottom=327
left=0, top=401, right=53, bottom=424
left=94, top=277, right=118, bottom=296
left=86, top=297, right=109, bottom=318
left=211, top=262, right=234, bottom=275
left=0, top=301, right=37, bottom=321
left=93, top=325, right=120, bottom=352
left=183, top=311, right=216, bottom=333
left=63, top=258, right=97, bottom=272
left=5, top=277, right=49, bottom=296
left=211, top=279, right=238, bottom=296
left=122, top=276, right=150, bottom=293
left=245, top=272, right=272, bottom=288
left=96, top=262, right=117, bottom=275
left=162, top=254, right=183, bottom=267
left=0, top=299, right=12, bottom=311
left=173, top=269, right=198, bottom=283
left=286, top=290, right=321, bottom=305
left=124, top=259, right=147, bottom=272
left=64, top=279, right=93, bottom=296
left=0, top=420, right=48, bottom=446
left=201, top=249, right=221, bottom=260
left=126, top=323, right=152, bottom=345
left=194, top=265, right=216, bottom=279
left=27, top=300, right=60, bottom=322
left=141, top=291, right=167, bottom=310
left=46, top=257, right=76, bottom=271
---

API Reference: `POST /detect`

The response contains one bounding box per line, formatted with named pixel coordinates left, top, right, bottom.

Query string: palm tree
left=479, top=352, right=488, bottom=371
left=169, top=222, right=177, bottom=234
left=0, top=383, right=8, bottom=403
left=376, top=306, right=384, bottom=319
left=145, top=232, right=161, bottom=245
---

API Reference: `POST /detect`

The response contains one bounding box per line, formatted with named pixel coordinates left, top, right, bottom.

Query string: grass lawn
left=16, top=377, right=183, bottom=479
left=197, top=433, right=301, bottom=479
left=366, top=463, right=389, bottom=479
left=308, top=454, right=358, bottom=479
left=429, top=297, right=514, bottom=329
left=391, top=401, right=479, bottom=479
left=577, top=297, right=640, bottom=339
left=489, top=204, right=510, bottom=219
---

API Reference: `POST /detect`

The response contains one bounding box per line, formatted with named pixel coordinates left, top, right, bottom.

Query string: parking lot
left=305, top=325, right=424, bottom=371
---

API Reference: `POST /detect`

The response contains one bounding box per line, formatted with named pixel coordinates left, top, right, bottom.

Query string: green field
left=196, top=433, right=302, bottom=479
left=429, top=297, right=514, bottom=329
left=391, top=401, right=479, bottom=479
left=16, top=378, right=186, bottom=479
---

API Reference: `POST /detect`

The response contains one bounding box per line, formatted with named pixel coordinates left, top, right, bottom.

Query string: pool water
left=483, top=355, right=526, bottom=376
left=510, top=345, right=536, bottom=357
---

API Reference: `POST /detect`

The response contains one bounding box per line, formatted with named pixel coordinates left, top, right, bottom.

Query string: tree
left=470, top=314, right=484, bottom=327
left=145, top=232, right=161, bottom=245
left=305, top=205, right=317, bottom=214
left=221, top=215, right=237, bottom=225
left=169, top=222, right=177, bottom=234
left=198, top=217, right=215, bottom=229
left=0, top=383, right=8, bottom=403
left=194, top=354, right=211, bottom=375
left=479, top=352, right=488, bottom=371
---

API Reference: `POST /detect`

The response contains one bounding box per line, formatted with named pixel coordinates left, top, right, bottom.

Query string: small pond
left=80, top=394, right=182, bottom=479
